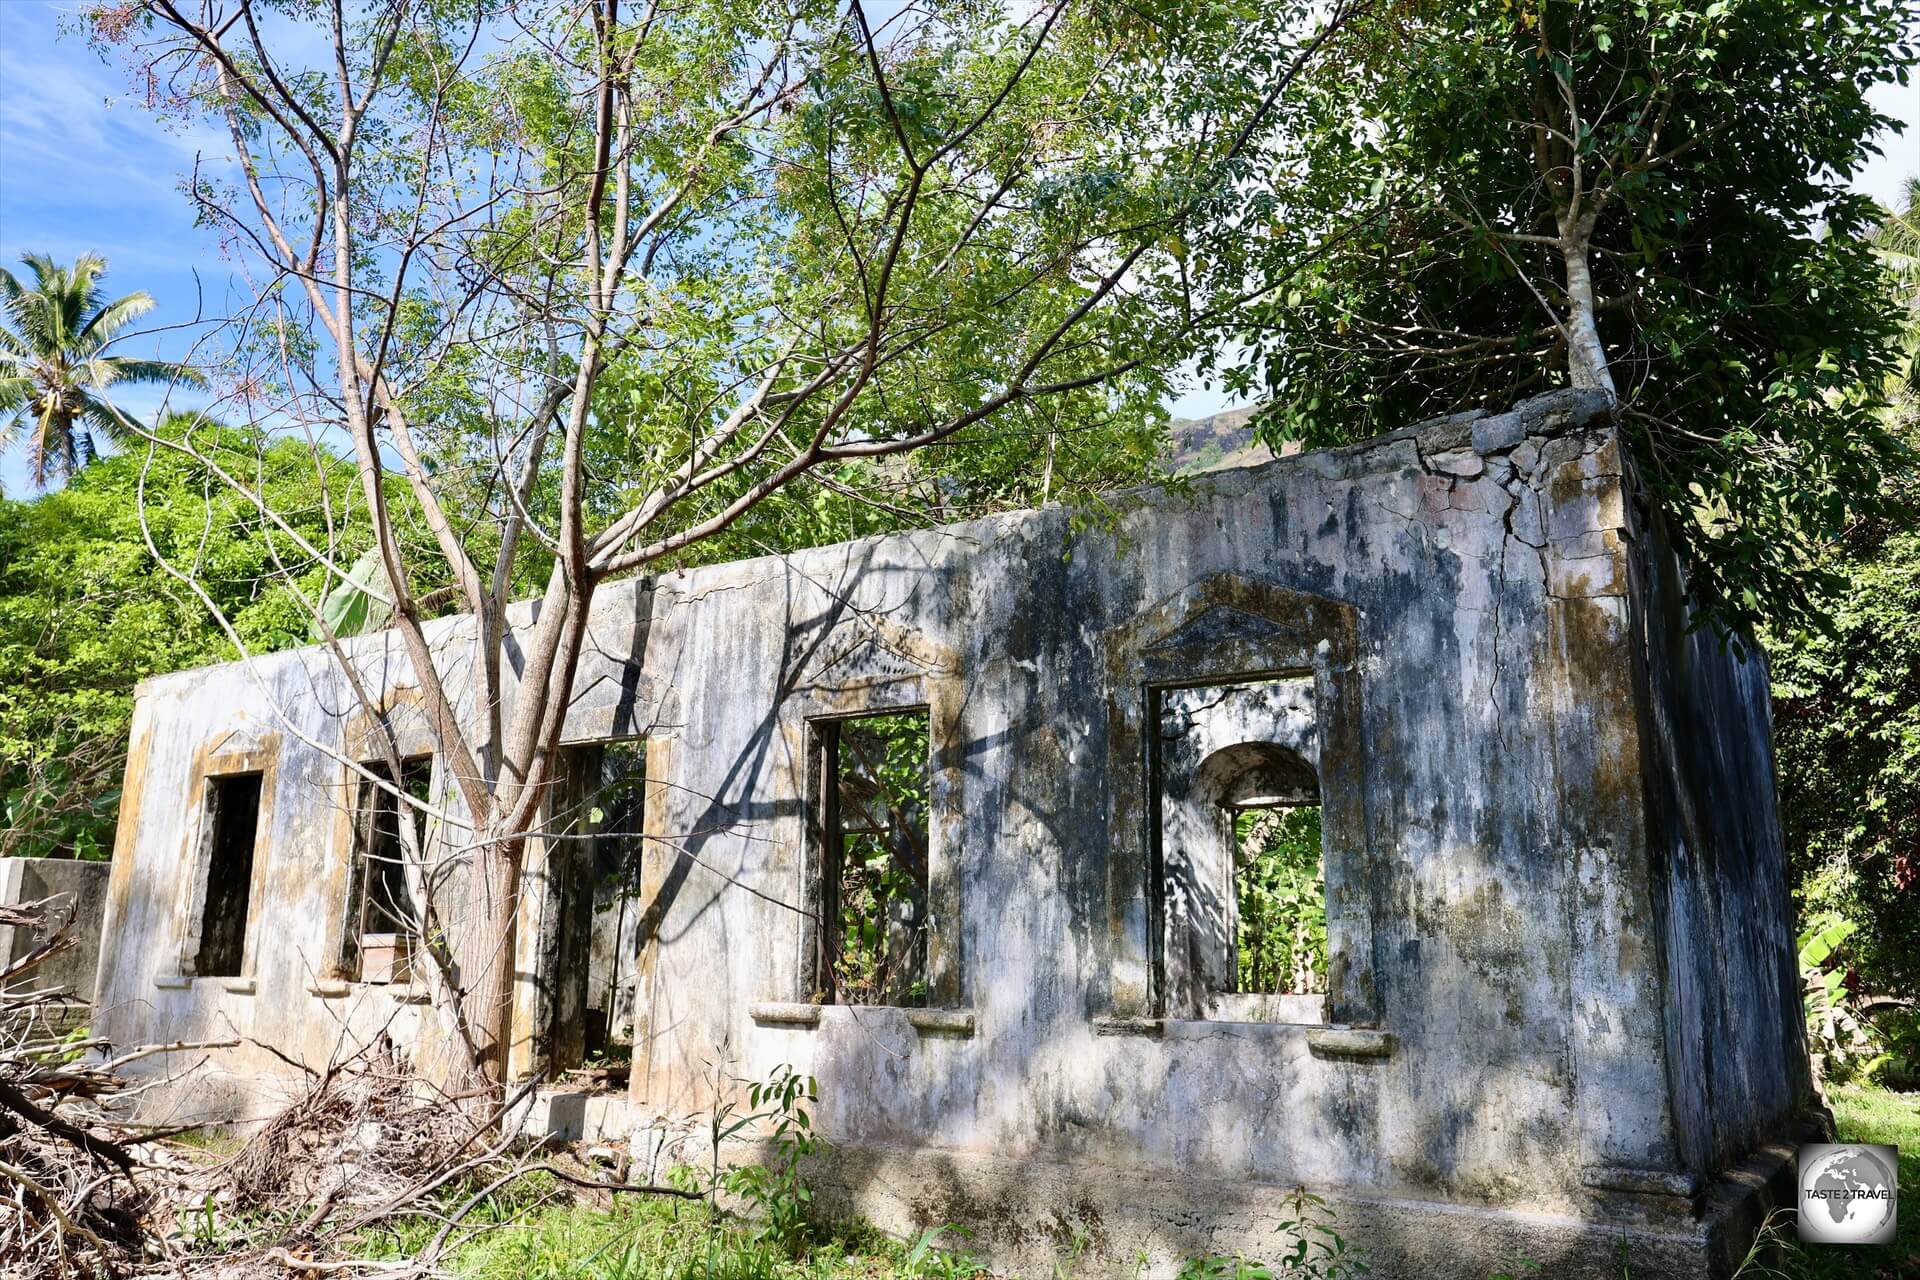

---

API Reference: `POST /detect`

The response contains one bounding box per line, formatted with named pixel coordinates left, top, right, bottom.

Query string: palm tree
left=1871, top=176, right=1920, bottom=429
left=0, top=253, right=203, bottom=489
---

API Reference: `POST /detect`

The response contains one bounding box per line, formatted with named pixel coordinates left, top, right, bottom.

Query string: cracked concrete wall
left=94, top=390, right=1808, bottom=1275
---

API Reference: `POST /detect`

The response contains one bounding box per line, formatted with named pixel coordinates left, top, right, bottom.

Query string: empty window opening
left=817, top=710, right=931, bottom=1007
left=1231, top=804, right=1325, bottom=997
left=585, top=741, right=646, bottom=1060
left=1156, top=678, right=1328, bottom=1022
left=544, top=740, right=647, bottom=1076
left=344, top=755, right=432, bottom=984
left=195, top=772, right=263, bottom=977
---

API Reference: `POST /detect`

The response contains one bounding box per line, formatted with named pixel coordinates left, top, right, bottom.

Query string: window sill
left=1090, top=1016, right=1394, bottom=1058
left=152, top=973, right=255, bottom=993
left=1092, top=1015, right=1164, bottom=1037
left=748, top=1003, right=976, bottom=1036
left=306, top=978, right=431, bottom=1004
left=905, top=1008, right=974, bottom=1035
left=1097, top=1016, right=1336, bottom=1036
left=1304, top=1027, right=1393, bottom=1058
left=749, top=1001, right=822, bottom=1026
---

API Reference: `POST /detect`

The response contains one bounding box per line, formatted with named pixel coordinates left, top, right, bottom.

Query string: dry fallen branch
left=535, top=1160, right=703, bottom=1200
left=2, top=896, right=753, bottom=1278
left=0, top=896, right=167, bottom=1276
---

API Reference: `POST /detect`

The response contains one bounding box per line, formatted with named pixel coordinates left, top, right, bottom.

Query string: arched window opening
left=1158, top=678, right=1329, bottom=1024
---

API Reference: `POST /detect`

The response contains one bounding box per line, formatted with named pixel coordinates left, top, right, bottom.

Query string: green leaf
left=314, top=547, right=394, bottom=642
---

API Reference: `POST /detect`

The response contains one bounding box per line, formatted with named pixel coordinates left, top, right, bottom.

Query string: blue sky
left=0, top=0, right=245, bottom=494
left=1, top=0, right=1916, bottom=496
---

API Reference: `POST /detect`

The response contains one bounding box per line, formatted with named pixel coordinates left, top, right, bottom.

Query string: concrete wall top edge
left=129, top=389, right=1614, bottom=704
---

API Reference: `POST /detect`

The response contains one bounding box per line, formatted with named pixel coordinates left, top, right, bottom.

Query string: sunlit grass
left=1740, top=1083, right=1919, bottom=1280
left=348, top=1186, right=961, bottom=1280
left=1801, top=1083, right=1919, bottom=1278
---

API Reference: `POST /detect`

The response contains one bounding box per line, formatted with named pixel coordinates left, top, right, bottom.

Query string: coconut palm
left=1872, top=176, right=1920, bottom=428
left=0, top=253, right=203, bottom=489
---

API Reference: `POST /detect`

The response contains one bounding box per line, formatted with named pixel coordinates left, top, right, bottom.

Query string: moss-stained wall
left=92, top=391, right=1809, bottom=1278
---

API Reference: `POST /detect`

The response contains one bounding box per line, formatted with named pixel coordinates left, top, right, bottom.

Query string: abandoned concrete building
left=91, top=390, right=1815, bottom=1278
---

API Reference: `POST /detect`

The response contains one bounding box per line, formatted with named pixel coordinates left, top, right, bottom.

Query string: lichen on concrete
left=90, top=390, right=1813, bottom=1278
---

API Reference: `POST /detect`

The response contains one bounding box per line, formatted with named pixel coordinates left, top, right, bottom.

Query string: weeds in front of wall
left=1053, top=1220, right=1093, bottom=1280
left=154, top=1059, right=991, bottom=1280
left=153, top=1060, right=1913, bottom=1280
left=1177, top=1188, right=1372, bottom=1280
left=719, top=1063, right=823, bottom=1253
left=1725, top=1208, right=1799, bottom=1280
left=905, top=1224, right=989, bottom=1280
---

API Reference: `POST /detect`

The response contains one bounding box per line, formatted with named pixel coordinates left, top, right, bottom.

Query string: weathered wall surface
left=92, top=639, right=452, bottom=1122
left=621, top=393, right=1677, bottom=1219
left=1, top=856, right=110, bottom=1007
left=1627, top=501, right=1813, bottom=1178
left=93, top=391, right=1812, bottom=1276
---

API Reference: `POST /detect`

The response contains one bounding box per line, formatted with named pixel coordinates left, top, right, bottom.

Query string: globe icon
left=1798, top=1144, right=1898, bottom=1244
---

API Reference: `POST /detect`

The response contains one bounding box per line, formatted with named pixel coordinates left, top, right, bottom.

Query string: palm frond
left=1, top=274, right=56, bottom=355
left=61, top=255, right=108, bottom=343
left=0, top=254, right=185, bottom=488
left=1871, top=177, right=1920, bottom=282
left=100, top=355, right=205, bottom=388
left=25, top=403, right=78, bottom=489
left=75, top=290, right=157, bottom=352
left=17, top=252, right=62, bottom=287
left=77, top=395, right=139, bottom=450
left=16, top=254, right=72, bottom=351
left=15, top=253, right=106, bottom=354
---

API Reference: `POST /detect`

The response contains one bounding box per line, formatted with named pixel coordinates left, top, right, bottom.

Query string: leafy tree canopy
left=1196, top=0, right=1916, bottom=632
left=1773, top=180, right=1920, bottom=999
left=0, top=414, right=362, bottom=857
left=113, top=0, right=1339, bottom=607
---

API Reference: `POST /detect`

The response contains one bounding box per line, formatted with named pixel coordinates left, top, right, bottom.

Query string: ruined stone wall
left=1626, top=499, right=1812, bottom=1178
left=2, top=857, right=109, bottom=1000
left=615, top=393, right=1665, bottom=1210
left=92, top=637, right=453, bottom=1121
left=92, top=391, right=1812, bottom=1275
left=1, top=857, right=110, bottom=1040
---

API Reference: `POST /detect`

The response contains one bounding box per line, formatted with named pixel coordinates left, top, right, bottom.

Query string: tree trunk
left=1561, top=234, right=1617, bottom=400
left=447, top=827, right=525, bottom=1097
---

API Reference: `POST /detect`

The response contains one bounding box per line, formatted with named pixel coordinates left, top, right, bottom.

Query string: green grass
left=174, top=1088, right=1919, bottom=1280
left=1722, top=1083, right=1920, bottom=1280
left=347, top=1185, right=978, bottom=1280
left=1774, top=1082, right=1920, bottom=1280
left=165, top=1126, right=247, bottom=1157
